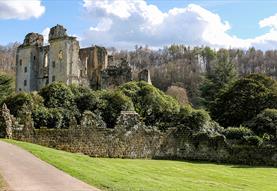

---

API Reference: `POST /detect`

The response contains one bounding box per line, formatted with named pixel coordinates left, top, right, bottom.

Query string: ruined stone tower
left=16, top=24, right=112, bottom=92
left=16, top=24, right=144, bottom=92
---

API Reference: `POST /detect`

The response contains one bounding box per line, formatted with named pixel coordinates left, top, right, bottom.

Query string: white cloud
left=81, top=0, right=277, bottom=50
left=0, top=0, right=45, bottom=20
left=259, top=14, right=277, bottom=30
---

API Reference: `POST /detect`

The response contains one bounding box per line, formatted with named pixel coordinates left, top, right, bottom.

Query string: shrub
left=119, top=81, right=180, bottom=127
left=59, top=108, right=79, bottom=128
left=32, top=107, right=63, bottom=129
left=32, top=106, right=49, bottom=128
left=223, top=126, right=253, bottom=140
left=39, top=82, right=75, bottom=109
left=4, top=92, right=43, bottom=117
left=75, top=91, right=101, bottom=113
left=211, top=74, right=277, bottom=127
left=173, top=105, right=212, bottom=132
left=47, top=108, right=63, bottom=129
left=244, top=136, right=263, bottom=147
left=69, top=84, right=91, bottom=98
left=98, top=90, right=134, bottom=128
left=246, top=108, right=277, bottom=139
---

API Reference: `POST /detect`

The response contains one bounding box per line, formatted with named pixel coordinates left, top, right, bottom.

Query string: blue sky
left=1, top=0, right=277, bottom=50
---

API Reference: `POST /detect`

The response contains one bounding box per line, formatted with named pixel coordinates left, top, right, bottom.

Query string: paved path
left=0, top=141, right=100, bottom=191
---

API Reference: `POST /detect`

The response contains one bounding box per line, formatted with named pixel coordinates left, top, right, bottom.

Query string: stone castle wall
left=10, top=111, right=277, bottom=166
left=16, top=25, right=112, bottom=92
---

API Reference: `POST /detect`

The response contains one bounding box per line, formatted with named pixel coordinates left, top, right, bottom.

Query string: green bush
left=32, top=106, right=49, bottom=128
left=98, top=90, right=134, bottom=128
left=223, top=126, right=253, bottom=140
left=32, top=107, right=63, bottom=129
left=59, top=108, right=79, bottom=128
left=246, top=109, right=277, bottom=139
left=4, top=92, right=43, bottom=117
left=175, top=105, right=211, bottom=131
left=69, top=84, right=92, bottom=98
left=47, top=108, right=63, bottom=129
left=211, top=74, right=277, bottom=127
left=119, top=81, right=180, bottom=127
left=243, top=136, right=263, bottom=147
left=75, top=91, right=101, bottom=113
left=39, top=82, right=75, bottom=109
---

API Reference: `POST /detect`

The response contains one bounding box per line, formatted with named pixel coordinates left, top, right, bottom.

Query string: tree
left=0, top=73, right=14, bottom=103
left=210, top=74, right=277, bottom=127
left=245, top=109, right=277, bottom=140
left=166, top=85, right=189, bottom=105
left=39, top=82, right=75, bottom=109
left=201, top=49, right=238, bottom=108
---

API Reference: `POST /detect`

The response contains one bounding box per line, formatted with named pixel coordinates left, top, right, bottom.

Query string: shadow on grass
left=153, top=157, right=276, bottom=169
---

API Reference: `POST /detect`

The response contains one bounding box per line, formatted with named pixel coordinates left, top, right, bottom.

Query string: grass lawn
left=4, top=139, right=277, bottom=191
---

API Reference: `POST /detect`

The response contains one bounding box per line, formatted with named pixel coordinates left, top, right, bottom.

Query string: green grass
left=4, top=139, right=277, bottom=191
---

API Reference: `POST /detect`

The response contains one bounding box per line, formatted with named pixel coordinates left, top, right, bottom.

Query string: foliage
left=210, top=74, right=277, bottom=127
left=166, top=85, right=189, bottom=105
left=0, top=73, right=14, bottom=103
left=119, top=81, right=180, bottom=127
left=32, top=107, right=63, bottom=129
left=175, top=105, right=211, bottom=131
left=75, top=91, right=101, bottom=113
left=244, top=136, right=263, bottom=147
left=39, top=82, right=75, bottom=109
left=245, top=109, right=277, bottom=140
left=223, top=126, right=253, bottom=140
left=200, top=49, right=238, bottom=108
left=32, top=106, right=48, bottom=128
left=98, top=90, right=134, bottom=128
left=69, top=84, right=92, bottom=98
left=4, top=92, right=43, bottom=117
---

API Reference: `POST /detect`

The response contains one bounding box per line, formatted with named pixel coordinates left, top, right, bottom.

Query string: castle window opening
left=52, top=61, right=55, bottom=68
left=24, top=80, right=27, bottom=86
left=19, top=59, right=22, bottom=66
left=24, top=67, right=27, bottom=73
left=34, top=56, right=36, bottom=60
left=44, top=53, right=48, bottom=67
left=52, top=75, right=55, bottom=82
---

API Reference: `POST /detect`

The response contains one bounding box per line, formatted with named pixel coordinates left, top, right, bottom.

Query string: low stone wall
left=12, top=125, right=277, bottom=166
left=6, top=109, right=277, bottom=166
left=13, top=127, right=164, bottom=158
left=158, top=128, right=277, bottom=166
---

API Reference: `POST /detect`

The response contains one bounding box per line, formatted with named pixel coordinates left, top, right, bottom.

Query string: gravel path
left=0, top=141, right=100, bottom=191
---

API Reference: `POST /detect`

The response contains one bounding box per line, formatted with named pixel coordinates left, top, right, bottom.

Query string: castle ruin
left=16, top=24, right=133, bottom=92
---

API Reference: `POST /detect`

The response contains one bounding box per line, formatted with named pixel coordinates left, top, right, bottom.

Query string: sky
left=1, top=0, right=277, bottom=50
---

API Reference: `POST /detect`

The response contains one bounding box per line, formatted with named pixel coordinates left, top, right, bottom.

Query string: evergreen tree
left=200, top=49, right=238, bottom=108
left=0, top=73, right=14, bottom=103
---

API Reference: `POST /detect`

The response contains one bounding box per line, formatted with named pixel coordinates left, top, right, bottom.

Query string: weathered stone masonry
left=16, top=24, right=135, bottom=92
left=8, top=110, right=277, bottom=166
